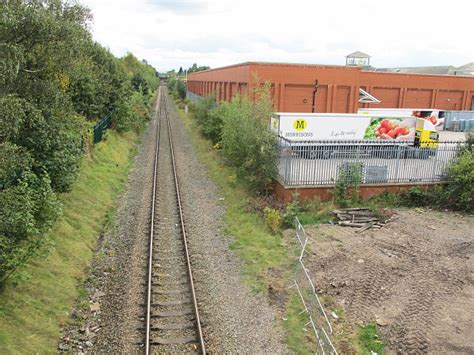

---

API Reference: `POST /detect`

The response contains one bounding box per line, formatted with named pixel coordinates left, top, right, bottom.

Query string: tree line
left=0, top=0, right=159, bottom=283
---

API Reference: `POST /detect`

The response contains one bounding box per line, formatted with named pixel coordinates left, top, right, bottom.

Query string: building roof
left=376, top=63, right=474, bottom=76
left=376, top=65, right=455, bottom=75
left=346, top=51, right=371, bottom=58
left=455, top=62, right=474, bottom=71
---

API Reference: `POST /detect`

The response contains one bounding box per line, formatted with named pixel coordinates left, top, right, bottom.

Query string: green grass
left=178, top=109, right=289, bottom=293
left=284, top=294, right=317, bottom=354
left=297, top=209, right=333, bottom=225
left=0, top=130, right=140, bottom=353
left=358, top=323, right=385, bottom=355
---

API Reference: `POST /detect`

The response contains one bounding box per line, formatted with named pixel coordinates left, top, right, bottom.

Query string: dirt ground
left=305, top=209, right=474, bottom=354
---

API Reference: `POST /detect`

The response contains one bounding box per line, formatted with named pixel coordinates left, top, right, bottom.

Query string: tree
left=0, top=0, right=159, bottom=283
left=187, top=63, right=210, bottom=73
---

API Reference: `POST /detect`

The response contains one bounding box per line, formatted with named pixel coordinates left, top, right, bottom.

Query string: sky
left=81, top=0, right=474, bottom=72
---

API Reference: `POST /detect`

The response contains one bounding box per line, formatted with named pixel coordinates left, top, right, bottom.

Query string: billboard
left=273, top=113, right=415, bottom=141
left=358, top=109, right=445, bottom=130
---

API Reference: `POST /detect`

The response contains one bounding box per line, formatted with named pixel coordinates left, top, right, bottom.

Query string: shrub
left=0, top=143, right=61, bottom=283
left=282, top=193, right=301, bottom=227
left=219, top=88, right=278, bottom=192
left=443, top=148, right=474, bottom=211
left=192, top=94, right=222, bottom=143
left=167, top=77, right=186, bottom=100
left=263, top=207, right=282, bottom=234
left=401, top=187, right=431, bottom=207
left=113, top=91, right=150, bottom=133
left=334, top=162, right=362, bottom=207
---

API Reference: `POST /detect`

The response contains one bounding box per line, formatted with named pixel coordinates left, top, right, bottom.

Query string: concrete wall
left=187, top=62, right=474, bottom=113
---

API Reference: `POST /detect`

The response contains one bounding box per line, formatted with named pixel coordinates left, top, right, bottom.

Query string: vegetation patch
left=0, top=130, right=139, bottom=353
left=357, top=323, right=385, bottom=355
left=284, top=294, right=317, bottom=354
left=1, top=1, right=158, bottom=283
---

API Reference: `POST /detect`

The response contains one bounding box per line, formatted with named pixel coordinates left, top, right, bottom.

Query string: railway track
left=143, top=86, right=205, bottom=354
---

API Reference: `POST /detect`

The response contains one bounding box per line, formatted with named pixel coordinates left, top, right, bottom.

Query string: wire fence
left=277, top=137, right=466, bottom=186
left=292, top=217, right=338, bottom=354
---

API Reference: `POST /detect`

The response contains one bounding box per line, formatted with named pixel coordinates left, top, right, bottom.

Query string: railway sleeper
left=153, top=288, right=189, bottom=295
left=151, top=321, right=195, bottom=331
left=136, top=321, right=195, bottom=332
left=152, top=272, right=187, bottom=278
left=150, top=300, right=191, bottom=306
left=152, top=280, right=189, bottom=287
left=151, top=308, right=194, bottom=317
left=150, top=336, right=198, bottom=345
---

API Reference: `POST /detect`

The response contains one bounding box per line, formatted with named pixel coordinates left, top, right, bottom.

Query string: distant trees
left=167, top=77, right=186, bottom=100
left=0, top=0, right=159, bottom=283
left=187, top=63, right=210, bottom=73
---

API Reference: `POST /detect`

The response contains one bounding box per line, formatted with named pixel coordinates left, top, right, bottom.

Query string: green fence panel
left=93, top=112, right=113, bottom=144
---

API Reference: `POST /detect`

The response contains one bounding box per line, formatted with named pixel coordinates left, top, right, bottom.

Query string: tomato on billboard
left=364, top=117, right=415, bottom=140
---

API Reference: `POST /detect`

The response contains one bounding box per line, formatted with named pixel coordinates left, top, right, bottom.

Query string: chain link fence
left=292, top=217, right=338, bottom=354
left=278, top=137, right=465, bottom=186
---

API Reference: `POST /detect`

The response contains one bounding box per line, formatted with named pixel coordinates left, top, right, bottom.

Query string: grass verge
left=284, top=294, right=317, bottom=354
left=0, top=130, right=140, bottom=353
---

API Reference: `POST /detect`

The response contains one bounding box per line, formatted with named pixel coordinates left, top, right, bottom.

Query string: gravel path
left=60, top=88, right=287, bottom=353
left=167, top=94, right=287, bottom=353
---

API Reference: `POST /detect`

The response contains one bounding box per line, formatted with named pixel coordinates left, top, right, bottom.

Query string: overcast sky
left=81, top=0, right=474, bottom=72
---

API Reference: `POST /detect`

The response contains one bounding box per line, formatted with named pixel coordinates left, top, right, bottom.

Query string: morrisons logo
left=293, top=119, right=307, bottom=131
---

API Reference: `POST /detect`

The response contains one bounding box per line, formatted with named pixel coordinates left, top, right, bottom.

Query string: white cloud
left=81, top=0, right=474, bottom=71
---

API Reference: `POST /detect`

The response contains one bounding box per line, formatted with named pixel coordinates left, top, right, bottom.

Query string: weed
left=358, top=323, right=385, bottom=355
left=334, top=162, right=362, bottom=207
left=263, top=207, right=282, bottom=234
left=284, top=294, right=317, bottom=354
left=282, top=193, right=301, bottom=227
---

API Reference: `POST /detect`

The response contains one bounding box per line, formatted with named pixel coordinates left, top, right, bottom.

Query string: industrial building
left=186, top=54, right=474, bottom=113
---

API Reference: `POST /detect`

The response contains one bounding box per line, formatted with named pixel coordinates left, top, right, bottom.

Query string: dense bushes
left=0, top=0, right=159, bottom=283
left=167, top=77, right=186, bottom=100
left=114, top=91, right=151, bottom=133
left=220, top=93, right=278, bottom=192
left=0, top=143, right=61, bottom=282
left=188, top=85, right=277, bottom=192
left=443, top=148, right=474, bottom=210
left=191, top=94, right=221, bottom=143
left=390, top=145, right=474, bottom=211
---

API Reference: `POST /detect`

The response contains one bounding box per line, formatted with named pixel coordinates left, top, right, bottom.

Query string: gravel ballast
left=60, top=89, right=287, bottom=353
left=167, top=95, right=287, bottom=353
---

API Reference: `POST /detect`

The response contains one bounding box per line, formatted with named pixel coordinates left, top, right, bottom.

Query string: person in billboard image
left=412, top=110, right=445, bottom=130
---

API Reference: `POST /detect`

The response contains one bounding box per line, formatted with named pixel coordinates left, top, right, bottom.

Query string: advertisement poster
left=275, top=114, right=416, bottom=141
left=363, top=117, right=415, bottom=140
left=358, top=109, right=444, bottom=130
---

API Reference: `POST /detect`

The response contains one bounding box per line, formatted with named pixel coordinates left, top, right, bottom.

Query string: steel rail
left=162, top=91, right=206, bottom=354
left=145, top=88, right=161, bottom=355
left=145, top=86, right=206, bottom=354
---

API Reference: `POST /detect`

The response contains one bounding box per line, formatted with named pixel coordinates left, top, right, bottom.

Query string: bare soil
left=305, top=209, right=474, bottom=354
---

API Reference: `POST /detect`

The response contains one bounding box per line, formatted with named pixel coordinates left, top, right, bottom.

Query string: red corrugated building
left=186, top=62, right=474, bottom=113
